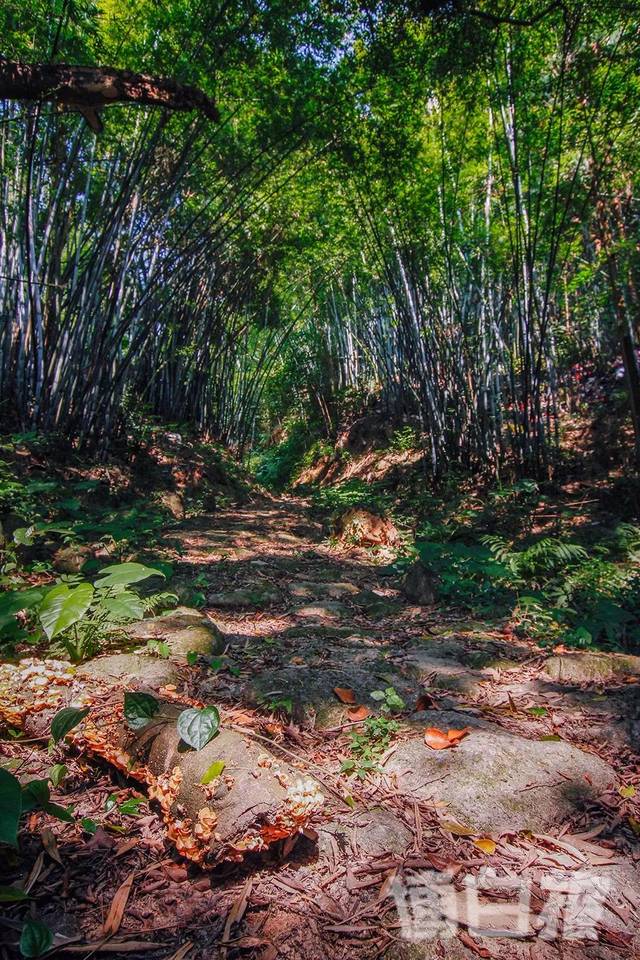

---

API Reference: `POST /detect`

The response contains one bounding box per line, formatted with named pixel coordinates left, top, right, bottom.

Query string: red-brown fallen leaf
left=334, top=687, right=356, bottom=704
left=446, top=727, right=470, bottom=743
left=347, top=705, right=370, bottom=721
left=424, top=726, right=470, bottom=750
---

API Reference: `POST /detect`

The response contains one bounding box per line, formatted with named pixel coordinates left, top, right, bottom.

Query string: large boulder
left=385, top=710, right=614, bottom=835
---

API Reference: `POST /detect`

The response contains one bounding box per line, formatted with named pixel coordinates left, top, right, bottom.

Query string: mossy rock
left=354, top=590, right=401, bottom=617
left=124, top=607, right=225, bottom=658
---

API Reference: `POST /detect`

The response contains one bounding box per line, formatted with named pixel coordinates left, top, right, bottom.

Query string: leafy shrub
left=389, top=425, right=419, bottom=453
left=413, top=525, right=640, bottom=650
left=252, top=419, right=320, bottom=490
left=312, top=478, right=392, bottom=517
left=0, top=562, right=176, bottom=660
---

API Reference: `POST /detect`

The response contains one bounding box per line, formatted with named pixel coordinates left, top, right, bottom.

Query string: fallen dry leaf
left=439, top=819, right=476, bottom=836
left=166, top=942, right=193, bottom=960
left=415, top=692, right=437, bottom=711
left=41, top=827, right=62, bottom=865
left=334, top=687, right=356, bottom=704
left=102, top=871, right=136, bottom=937
left=424, top=726, right=470, bottom=749
left=347, top=705, right=370, bottom=721
left=473, top=838, right=497, bottom=855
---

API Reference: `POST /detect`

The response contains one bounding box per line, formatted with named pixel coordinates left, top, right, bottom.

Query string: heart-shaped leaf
left=123, top=692, right=160, bottom=730
left=51, top=706, right=90, bottom=743
left=19, top=919, right=53, bottom=958
left=177, top=706, right=220, bottom=750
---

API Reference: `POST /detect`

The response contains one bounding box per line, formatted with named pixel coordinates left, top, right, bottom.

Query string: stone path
left=7, top=497, right=640, bottom=959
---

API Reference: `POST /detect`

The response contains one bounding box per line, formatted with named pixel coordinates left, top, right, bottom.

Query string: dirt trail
left=4, top=497, right=640, bottom=959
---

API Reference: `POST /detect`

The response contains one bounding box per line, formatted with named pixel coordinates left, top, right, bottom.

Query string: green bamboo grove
left=1, top=0, right=639, bottom=473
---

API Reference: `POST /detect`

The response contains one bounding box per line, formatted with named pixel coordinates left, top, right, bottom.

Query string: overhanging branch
left=0, top=60, right=219, bottom=130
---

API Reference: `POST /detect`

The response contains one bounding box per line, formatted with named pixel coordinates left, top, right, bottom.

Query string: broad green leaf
left=38, top=583, right=94, bottom=640
left=13, top=526, right=35, bottom=546
left=95, top=562, right=164, bottom=587
left=118, top=797, right=145, bottom=815
left=100, top=590, right=145, bottom=621
left=124, top=692, right=160, bottom=730
left=20, top=780, right=74, bottom=822
left=0, top=885, right=29, bottom=901
left=20, top=779, right=50, bottom=813
left=48, top=764, right=67, bottom=788
left=0, top=768, right=22, bottom=847
left=0, top=589, right=44, bottom=632
left=81, top=818, right=97, bottom=835
left=527, top=707, right=548, bottom=717
left=51, top=707, right=90, bottom=743
left=19, top=919, right=53, bottom=958
left=177, top=706, right=220, bottom=750
left=200, top=760, right=226, bottom=784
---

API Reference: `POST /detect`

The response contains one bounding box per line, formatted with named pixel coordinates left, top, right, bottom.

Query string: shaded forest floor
left=3, top=492, right=640, bottom=959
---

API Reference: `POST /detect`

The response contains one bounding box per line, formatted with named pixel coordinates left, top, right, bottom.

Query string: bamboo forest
left=2, top=2, right=640, bottom=958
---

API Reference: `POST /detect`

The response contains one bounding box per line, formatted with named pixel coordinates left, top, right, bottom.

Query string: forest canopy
left=1, top=0, right=639, bottom=476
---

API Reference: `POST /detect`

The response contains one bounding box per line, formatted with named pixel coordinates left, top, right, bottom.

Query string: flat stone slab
left=544, top=652, right=640, bottom=683
left=295, top=601, right=348, bottom=620
left=123, top=607, right=225, bottom=657
left=404, top=644, right=521, bottom=694
left=289, top=581, right=360, bottom=599
left=207, top=585, right=280, bottom=608
left=79, top=652, right=179, bottom=688
left=385, top=710, right=614, bottom=834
